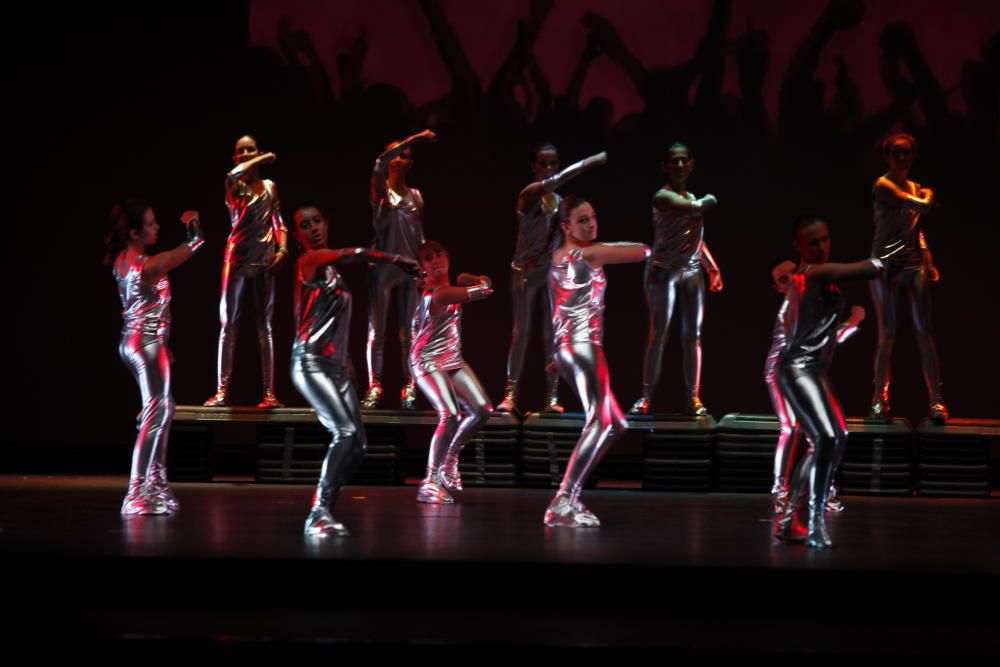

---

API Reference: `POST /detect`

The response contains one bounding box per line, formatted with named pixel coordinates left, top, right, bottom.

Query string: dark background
left=10, top=1, right=999, bottom=451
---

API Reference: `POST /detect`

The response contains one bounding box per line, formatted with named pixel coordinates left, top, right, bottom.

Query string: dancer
left=630, top=142, right=723, bottom=417
left=545, top=195, right=649, bottom=527
left=765, top=258, right=864, bottom=515
left=869, top=132, right=947, bottom=422
left=106, top=199, right=204, bottom=514
left=775, top=216, right=885, bottom=549
left=410, top=241, right=493, bottom=504
left=290, top=205, right=419, bottom=536
left=496, top=146, right=608, bottom=414
left=205, top=135, right=288, bottom=408
left=364, top=129, right=437, bottom=410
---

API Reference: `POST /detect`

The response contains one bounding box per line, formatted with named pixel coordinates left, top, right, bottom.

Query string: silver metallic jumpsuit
left=410, top=282, right=492, bottom=503
left=636, top=192, right=712, bottom=412
left=115, top=253, right=175, bottom=515
left=367, top=173, right=425, bottom=404
left=869, top=181, right=943, bottom=414
left=546, top=247, right=628, bottom=526
left=502, top=192, right=562, bottom=408
left=292, top=259, right=370, bottom=536
left=766, top=299, right=859, bottom=514
left=776, top=266, right=873, bottom=548
left=212, top=179, right=286, bottom=401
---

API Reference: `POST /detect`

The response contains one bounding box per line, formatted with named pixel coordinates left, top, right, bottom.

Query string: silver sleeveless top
left=293, top=265, right=352, bottom=367
left=872, top=180, right=924, bottom=270
left=650, top=190, right=703, bottom=272
left=409, top=289, right=466, bottom=377
left=512, top=192, right=561, bottom=272
left=550, top=246, right=607, bottom=347
left=372, top=186, right=425, bottom=260
left=778, top=268, right=844, bottom=371
left=225, top=178, right=285, bottom=268
left=114, top=253, right=171, bottom=340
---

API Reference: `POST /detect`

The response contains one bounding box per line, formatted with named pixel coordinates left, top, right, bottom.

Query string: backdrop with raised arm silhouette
left=11, top=0, right=999, bottom=450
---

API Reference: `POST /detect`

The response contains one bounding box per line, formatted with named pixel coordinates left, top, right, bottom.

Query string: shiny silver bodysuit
left=869, top=180, right=943, bottom=412
left=410, top=288, right=491, bottom=503
left=292, top=262, right=367, bottom=536
left=367, top=180, right=425, bottom=395
left=639, top=191, right=707, bottom=409
left=213, top=179, right=286, bottom=400
left=115, top=253, right=175, bottom=514
left=503, top=192, right=562, bottom=405
left=776, top=268, right=848, bottom=547
left=546, top=247, right=628, bottom=525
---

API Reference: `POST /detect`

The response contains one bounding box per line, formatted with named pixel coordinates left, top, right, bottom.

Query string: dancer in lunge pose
left=775, top=216, right=886, bottom=549
left=545, top=195, right=649, bottom=527
left=410, top=241, right=494, bottom=504
left=290, top=205, right=418, bottom=536
left=106, top=199, right=204, bottom=514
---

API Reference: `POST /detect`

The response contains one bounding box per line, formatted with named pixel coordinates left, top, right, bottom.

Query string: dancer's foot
left=121, top=478, right=169, bottom=516
left=258, top=391, right=283, bottom=409
left=629, top=397, right=651, bottom=415
left=362, top=382, right=383, bottom=410
left=145, top=463, right=179, bottom=513
left=417, top=472, right=454, bottom=504
left=825, top=484, right=845, bottom=513
left=441, top=455, right=463, bottom=492
left=304, top=506, right=349, bottom=537
left=543, top=494, right=600, bottom=528
left=868, top=399, right=892, bottom=420
left=400, top=382, right=418, bottom=410
left=203, top=391, right=229, bottom=408
left=685, top=397, right=708, bottom=417
left=774, top=506, right=807, bottom=542
left=928, top=402, right=949, bottom=424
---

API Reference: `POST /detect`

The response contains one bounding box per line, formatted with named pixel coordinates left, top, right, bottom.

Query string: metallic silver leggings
left=870, top=268, right=943, bottom=404
left=367, top=264, right=419, bottom=386
left=640, top=264, right=705, bottom=401
left=215, top=264, right=276, bottom=394
left=291, top=356, right=368, bottom=505
left=777, top=364, right=848, bottom=517
left=416, top=367, right=492, bottom=471
left=554, top=343, right=628, bottom=500
left=120, top=332, right=174, bottom=479
left=766, top=372, right=803, bottom=488
left=505, top=266, right=558, bottom=390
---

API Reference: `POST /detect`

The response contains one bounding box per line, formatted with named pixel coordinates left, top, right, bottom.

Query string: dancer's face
left=293, top=207, right=328, bottom=250
left=387, top=142, right=413, bottom=178
left=562, top=201, right=598, bottom=244
left=771, top=260, right=797, bottom=293
left=662, top=146, right=694, bottom=187
left=419, top=247, right=449, bottom=281
left=795, top=221, right=831, bottom=265
left=130, top=208, right=158, bottom=247
left=531, top=148, right=560, bottom=181
left=233, top=136, right=260, bottom=165
left=885, top=138, right=914, bottom=174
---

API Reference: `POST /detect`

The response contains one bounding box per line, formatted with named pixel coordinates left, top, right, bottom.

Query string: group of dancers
left=105, top=130, right=947, bottom=547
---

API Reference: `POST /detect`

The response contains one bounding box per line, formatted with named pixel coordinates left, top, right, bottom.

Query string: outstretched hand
left=708, top=268, right=724, bottom=293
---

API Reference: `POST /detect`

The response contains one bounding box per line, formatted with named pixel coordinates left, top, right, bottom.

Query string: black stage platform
left=1, top=475, right=997, bottom=658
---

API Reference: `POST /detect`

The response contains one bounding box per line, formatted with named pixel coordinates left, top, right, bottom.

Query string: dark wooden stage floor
left=2, top=475, right=998, bottom=658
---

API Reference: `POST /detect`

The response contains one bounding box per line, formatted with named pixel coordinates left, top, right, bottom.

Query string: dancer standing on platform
left=106, top=199, right=204, bottom=514
left=630, top=142, right=723, bottom=417
left=545, top=196, right=649, bottom=527
left=496, top=146, right=608, bottom=415
left=775, top=216, right=885, bottom=549
left=204, top=135, right=288, bottom=408
left=364, top=129, right=437, bottom=410
left=765, top=258, right=864, bottom=515
left=290, top=205, right=419, bottom=536
left=869, top=133, right=947, bottom=422
left=410, top=241, right=494, bottom=504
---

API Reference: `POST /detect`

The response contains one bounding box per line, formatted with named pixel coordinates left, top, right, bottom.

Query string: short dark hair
left=558, top=194, right=591, bottom=224
left=663, top=141, right=694, bottom=162
left=418, top=240, right=447, bottom=258
left=881, top=132, right=917, bottom=158
left=103, top=198, right=151, bottom=264
left=792, top=215, right=826, bottom=239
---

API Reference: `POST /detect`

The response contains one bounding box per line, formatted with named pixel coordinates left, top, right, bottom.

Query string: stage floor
left=2, top=476, right=998, bottom=657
